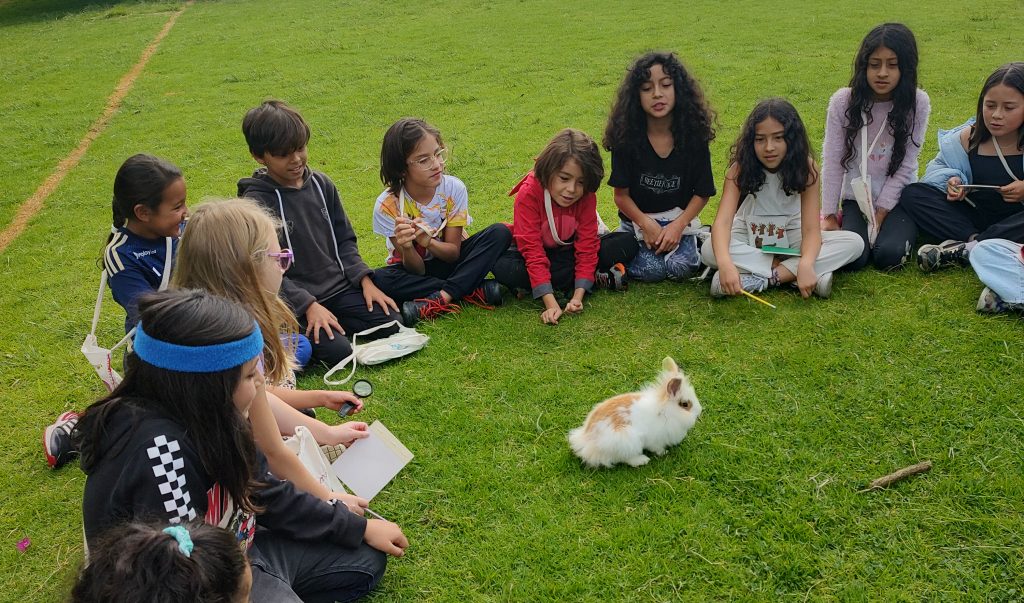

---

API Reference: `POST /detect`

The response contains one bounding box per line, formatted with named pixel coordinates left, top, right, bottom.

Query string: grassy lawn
left=1, top=0, right=1022, bottom=600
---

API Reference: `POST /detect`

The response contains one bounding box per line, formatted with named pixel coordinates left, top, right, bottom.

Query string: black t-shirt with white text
left=608, top=137, right=716, bottom=221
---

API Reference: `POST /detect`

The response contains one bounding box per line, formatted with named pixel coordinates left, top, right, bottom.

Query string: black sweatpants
left=299, top=288, right=400, bottom=368
left=900, top=182, right=1024, bottom=244
left=371, top=223, right=512, bottom=303
left=491, top=231, right=637, bottom=296
left=839, top=199, right=918, bottom=271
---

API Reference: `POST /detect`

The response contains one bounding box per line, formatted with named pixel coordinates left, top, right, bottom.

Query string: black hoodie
left=81, top=403, right=366, bottom=550
left=238, top=168, right=373, bottom=315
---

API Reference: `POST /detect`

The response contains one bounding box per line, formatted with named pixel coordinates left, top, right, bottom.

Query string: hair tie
left=133, top=321, right=263, bottom=373
left=163, top=525, right=194, bottom=558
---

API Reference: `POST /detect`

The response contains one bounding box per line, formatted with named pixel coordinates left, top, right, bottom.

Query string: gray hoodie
left=238, top=168, right=372, bottom=314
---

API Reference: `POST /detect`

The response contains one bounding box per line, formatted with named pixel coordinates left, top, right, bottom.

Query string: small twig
left=861, top=460, right=932, bottom=492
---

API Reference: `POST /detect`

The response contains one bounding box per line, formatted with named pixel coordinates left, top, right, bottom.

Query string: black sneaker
left=917, top=240, right=969, bottom=272
left=595, top=262, right=628, bottom=291
left=461, top=279, right=504, bottom=309
left=401, top=292, right=461, bottom=326
left=43, top=411, right=80, bottom=469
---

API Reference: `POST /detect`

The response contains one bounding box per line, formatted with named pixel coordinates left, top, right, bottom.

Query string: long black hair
left=70, top=521, right=248, bottom=603
left=969, top=62, right=1024, bottom=152
left=841, top=23, right=921, bottom=177
left=732, top=98, right=818, bottom=199
left=74, top=289, right=262, bottom=513
left=603, top=51, right=715, bottom=155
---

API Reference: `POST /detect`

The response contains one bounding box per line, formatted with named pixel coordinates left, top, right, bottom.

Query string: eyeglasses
left=266, top=248, right=294, bottom=271
left=408, top=147, right=449, bottom=171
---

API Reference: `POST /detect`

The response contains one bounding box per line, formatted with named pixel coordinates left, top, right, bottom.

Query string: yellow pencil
left=740, top=289, right=776, bottom=309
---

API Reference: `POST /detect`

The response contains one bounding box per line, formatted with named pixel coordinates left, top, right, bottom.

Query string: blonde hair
left=172, top=198, right=298, bottom=384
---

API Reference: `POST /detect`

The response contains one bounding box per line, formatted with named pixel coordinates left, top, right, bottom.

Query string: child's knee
left=627, top=248, right=667, bottom=282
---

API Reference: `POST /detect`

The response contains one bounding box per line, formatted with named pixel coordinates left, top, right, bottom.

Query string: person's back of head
left=173, top=198, right=298, bottom=383
left=70, top=521, right=250, bottom=603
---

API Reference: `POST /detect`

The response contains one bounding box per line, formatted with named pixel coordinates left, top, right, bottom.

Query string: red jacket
left=508, top=172, right=599, bottom=294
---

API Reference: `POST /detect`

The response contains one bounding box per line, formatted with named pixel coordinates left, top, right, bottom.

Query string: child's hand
left=874, top=207, right=889, bottom=228
left=717, top=264, right=742, bottom=296
left=946, top=177, right=966, bottom=201
left=1000, top=180, right=1024, bottom=203
left=654, top=219, right=686, bottom=254
left=640, top=217, right=662, bottom=249
left=331, top=493, right=369, bottom=516
left=820, top=215, right=839, bottom=231
left=305, top=301, right=344, bottom=343
left=361, top=277, right=399, bottom=315
left=393, top=218, right=418, bottom=249
left=365, top=519, right=409, bottom=557
left=541, top=306, right=563, bottom=325
left=796, top=266, right=817, bottom=299
left=318, top=390, right=364, bottom=413
left=411, top=218, right=433, bottom=248
left=324, top=421, right=369, bottom=447
left=564, top=298, right=584, bottom=314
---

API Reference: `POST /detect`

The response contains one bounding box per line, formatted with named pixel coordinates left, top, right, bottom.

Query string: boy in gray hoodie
left=239, top=100, right=399, bottom=367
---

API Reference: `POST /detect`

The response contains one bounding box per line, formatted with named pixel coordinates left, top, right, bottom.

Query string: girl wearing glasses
left=372, top=118, right=512, bottom=325
left=173, top=198, right=372, bottom=508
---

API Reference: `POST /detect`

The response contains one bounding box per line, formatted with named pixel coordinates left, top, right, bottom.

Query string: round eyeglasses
left=408, top=147, right=449, bottom=171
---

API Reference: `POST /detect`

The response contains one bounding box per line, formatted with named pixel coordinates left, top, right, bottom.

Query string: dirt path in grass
left=0, top=1, right=194, bottom=255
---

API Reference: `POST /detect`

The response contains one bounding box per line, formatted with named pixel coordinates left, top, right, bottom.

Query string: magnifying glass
left=338, top=380, right=372, bottom=417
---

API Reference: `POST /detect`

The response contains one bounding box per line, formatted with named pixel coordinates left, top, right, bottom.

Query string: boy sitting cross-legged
left=239, top=100, right=399, bottom=368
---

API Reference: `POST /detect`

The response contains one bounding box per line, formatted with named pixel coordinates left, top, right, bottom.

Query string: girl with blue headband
left=74, top=289, right=408, bottom=603
left=173, top=198, right=371, bottom=509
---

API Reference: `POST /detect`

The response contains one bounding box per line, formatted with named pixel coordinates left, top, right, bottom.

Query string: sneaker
left=43, top=411, right=80, bottom=469
left=976, top=287, right=1007, bottom=313
left=461, top=279, right=503, bottom=309
left=595, top=262, right=628, bottom=291
left=814, top=272, right=834, bottom=299
left=917, top=240, right=969, bottom=272
left=709, top=271, right=768, bottom=298
left=401, top=292, right=461, bottom=326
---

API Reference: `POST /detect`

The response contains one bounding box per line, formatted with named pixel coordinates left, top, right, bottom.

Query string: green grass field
left=1, top=0, right=1022, bottom=600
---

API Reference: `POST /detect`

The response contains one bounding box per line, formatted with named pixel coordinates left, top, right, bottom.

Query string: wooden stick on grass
left=862, top=460, right=933, bottom=492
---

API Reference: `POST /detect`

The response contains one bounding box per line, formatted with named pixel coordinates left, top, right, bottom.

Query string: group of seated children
left=56, top=20, right=1023, bottom=603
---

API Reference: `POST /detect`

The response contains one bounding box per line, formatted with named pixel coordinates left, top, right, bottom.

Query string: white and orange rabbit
left=568, top=357, right=701, bottom=468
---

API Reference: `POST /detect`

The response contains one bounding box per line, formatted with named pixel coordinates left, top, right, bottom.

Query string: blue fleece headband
left=133, top=322, right=263, bottom=373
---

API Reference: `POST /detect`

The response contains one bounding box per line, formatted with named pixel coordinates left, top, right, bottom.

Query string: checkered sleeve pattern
left=147, top=435, right=197, bottom=523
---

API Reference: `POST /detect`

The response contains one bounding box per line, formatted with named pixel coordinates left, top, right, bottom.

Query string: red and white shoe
left=43, top=411, right=80, bottom=469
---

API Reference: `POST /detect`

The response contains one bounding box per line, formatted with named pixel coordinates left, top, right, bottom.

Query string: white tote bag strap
left=322, top=320, right=404, bottom=385
left=992, top=141, right=1021, bottom=182
left=158, top=236, right=173, bottom=291
left=543, top=189, right=571, bottom=246
left=859, top=111, right=887, bottom=182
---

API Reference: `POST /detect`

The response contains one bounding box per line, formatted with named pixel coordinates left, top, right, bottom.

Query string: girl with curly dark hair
left=701, top=99, right=863, bottom=300
left=821, top=23, right=930, bottom=271
left=602, top=51, right=716, bottom=283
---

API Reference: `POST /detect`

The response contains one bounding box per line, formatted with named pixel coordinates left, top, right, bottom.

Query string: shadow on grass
left=0, top=0, right=166, bottom=27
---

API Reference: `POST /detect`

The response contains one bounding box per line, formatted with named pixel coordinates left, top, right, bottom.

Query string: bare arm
left=249, top=384, right=334, bottom=500
left=796, top=163, right=823, bottom=298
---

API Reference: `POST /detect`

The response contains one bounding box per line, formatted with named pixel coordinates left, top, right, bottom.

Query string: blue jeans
left=249, top=529, right=387, bottom=603
left=969, top=239, right=1024, bottom=304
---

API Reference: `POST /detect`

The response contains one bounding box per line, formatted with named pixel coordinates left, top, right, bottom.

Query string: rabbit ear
left=666, top=377, right=682, bottom=398
left=662, top=356, right=679, bottom=373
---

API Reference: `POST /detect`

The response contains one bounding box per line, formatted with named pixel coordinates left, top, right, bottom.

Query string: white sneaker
left=814, top=272, right=833, bottom=299
left=710, top=271, right=768, bottom=298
